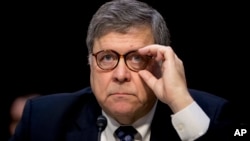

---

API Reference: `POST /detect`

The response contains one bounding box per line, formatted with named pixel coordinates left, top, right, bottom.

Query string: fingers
left=138, top=44, right=190, bottom=110
left=138, top=45, right=176, bottom=62
left=138, top=70, right=158, bottom=90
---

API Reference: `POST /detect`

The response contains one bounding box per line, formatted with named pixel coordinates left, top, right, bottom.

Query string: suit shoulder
left=188, top=89, right=228, bottom=103
left=188, top=89, right=232, bottom=118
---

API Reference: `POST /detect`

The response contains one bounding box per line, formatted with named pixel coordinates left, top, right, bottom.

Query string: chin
left=111, top=103, right=136, bottom=115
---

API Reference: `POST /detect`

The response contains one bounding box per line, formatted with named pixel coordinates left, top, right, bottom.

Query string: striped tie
left=115, top=126, right=137, bottom=141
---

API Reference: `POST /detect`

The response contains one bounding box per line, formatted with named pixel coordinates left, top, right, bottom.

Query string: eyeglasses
left=92, top=50, right=152, bottom=71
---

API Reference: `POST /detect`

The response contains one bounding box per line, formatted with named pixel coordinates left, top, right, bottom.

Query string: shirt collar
left=102, top=100, right=158, bottom=141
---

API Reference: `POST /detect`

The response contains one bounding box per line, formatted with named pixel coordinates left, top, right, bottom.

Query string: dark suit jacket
left=9, top=87, right=237, bottom=141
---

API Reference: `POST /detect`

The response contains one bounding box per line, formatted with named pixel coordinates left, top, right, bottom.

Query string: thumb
left=138, top=70, right=157, bottom=90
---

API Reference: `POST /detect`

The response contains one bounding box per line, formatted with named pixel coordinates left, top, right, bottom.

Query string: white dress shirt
left=100, top=101, right=210, bottom=141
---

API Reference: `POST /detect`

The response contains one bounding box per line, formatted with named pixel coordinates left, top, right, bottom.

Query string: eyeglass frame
left=91, top=49, right=153, bottom=72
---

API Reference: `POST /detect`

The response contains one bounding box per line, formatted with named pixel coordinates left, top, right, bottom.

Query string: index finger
left=138, top=44, right=174, bottom=61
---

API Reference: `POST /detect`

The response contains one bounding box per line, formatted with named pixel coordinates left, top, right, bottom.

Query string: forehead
left=93, top=26, right=154, bottom=53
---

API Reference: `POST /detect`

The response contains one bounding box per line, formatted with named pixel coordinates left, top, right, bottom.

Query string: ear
left=88, top=55, right=92, bottom=65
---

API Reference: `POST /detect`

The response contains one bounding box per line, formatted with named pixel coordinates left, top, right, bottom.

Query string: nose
left=112, top=57, right=131, bottom=83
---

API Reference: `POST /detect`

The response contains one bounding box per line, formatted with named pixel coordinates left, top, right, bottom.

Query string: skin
left=9, top=94, right=39, bottom=135
left=89, top=26, right=194, bottom=125
left=9, top=97, right=26, bottom=135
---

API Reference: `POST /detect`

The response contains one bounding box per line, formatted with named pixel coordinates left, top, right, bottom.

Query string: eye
left=127, top=52, right=144, bottom=64
left=131, top=54, right=143, bottom=63
left=102, top=54, right=114, bottom=61
left=125, top=51, right=152, bottom=71
left=98, top=51, right=117, bottom=63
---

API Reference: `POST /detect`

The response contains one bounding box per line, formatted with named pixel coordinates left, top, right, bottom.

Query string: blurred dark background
left=2, top=0, right=249, bottom=140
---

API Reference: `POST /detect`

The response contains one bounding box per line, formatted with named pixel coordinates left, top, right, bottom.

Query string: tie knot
left=115, top=126, right=137, bottom=141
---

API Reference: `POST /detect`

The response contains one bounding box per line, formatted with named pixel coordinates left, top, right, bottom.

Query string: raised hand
left=138, top=45, right=194, bottom=113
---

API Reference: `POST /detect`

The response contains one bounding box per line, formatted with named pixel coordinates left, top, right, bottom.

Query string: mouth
left=109, top=92, right=136, bottom=98
left=108, top=92, right=136, bottom=102
left=110, top=93, right=133, bottom=96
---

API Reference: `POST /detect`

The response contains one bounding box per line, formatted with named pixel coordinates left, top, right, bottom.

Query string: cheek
left=90, top=70, right=109, bottom=88
left=90, top=68, right=112, bottom=99
left=139, top=77, right=156, bottom=99
left=133, top=74, right=155, bottom=102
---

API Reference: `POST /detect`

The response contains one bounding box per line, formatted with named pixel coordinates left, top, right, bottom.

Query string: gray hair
left=86, top=0, right=171, bottom=53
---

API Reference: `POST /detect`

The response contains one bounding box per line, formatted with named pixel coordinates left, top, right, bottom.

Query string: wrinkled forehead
left=96, top=24, right=153, bottom=42
left=93, top=26, right=154, bottom=52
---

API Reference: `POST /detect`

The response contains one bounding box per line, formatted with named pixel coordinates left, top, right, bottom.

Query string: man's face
left=89, top=26, right=157, bottom=124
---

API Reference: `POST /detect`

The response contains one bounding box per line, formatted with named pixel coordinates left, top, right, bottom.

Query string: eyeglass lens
left=92, top=50, right=152, bottom=71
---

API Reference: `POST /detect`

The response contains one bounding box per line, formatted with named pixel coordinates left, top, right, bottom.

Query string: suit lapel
left=150, top=101, right=181, bottom=141
left=62, top=93, right=181, bottom=141
left=64, top=94, right=102, bottom=141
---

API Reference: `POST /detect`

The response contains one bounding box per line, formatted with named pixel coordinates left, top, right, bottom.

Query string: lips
left=110, top=93, right=133, bottom=96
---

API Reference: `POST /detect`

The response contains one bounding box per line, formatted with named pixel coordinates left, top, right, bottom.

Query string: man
left=10, top=0, right=236, bottom=140
left=9, top=94, right=40, bottom=136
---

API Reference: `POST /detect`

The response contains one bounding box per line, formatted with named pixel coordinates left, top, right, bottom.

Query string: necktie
left=115, top=126, right=137, bottom=141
